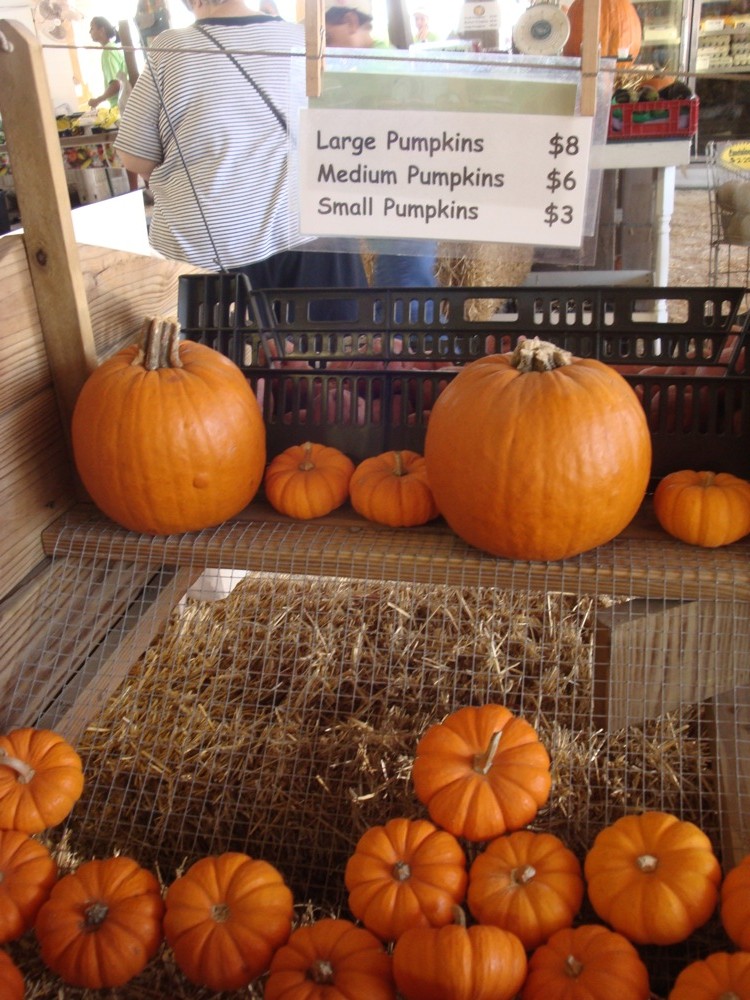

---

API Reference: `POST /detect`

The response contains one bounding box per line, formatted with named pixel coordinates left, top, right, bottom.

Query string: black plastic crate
left=178, top=277, right=750, bottom=481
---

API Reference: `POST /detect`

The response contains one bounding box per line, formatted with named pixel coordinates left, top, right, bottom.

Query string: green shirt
left=101, top=46, right=126, bottom=107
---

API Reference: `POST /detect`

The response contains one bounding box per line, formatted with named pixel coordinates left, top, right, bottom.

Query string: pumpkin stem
left=298, top=441, right=316, bottom=472
left=564, top=954, right=584, bottom=978
left=451, top=905, right=467, bottom=928
left=699, top=471, right=717, bottom=487
left=392, top=451, right=405, bottom=477
left=309, top=959, right=335, bottom=985
left=133, top=316, right=183, bottom=370
left=511, top=864, right=536, bottom=886
left=636, top=853, right=659, bottom=873
left=210, top=902, right=231, bottom=923
left=511, top=337, right=572, bottom=373
left=718, top=993, right=741, bottom=1000
left=83, top=901, right=109, bottom=930
left=0, top=750, right=35, bottom=785
left=393, top=860, right=412, bottom=882
left=473, top=730, right=502, bottom=775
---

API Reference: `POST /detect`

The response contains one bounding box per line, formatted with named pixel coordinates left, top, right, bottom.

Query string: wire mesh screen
left=4, top=512, right=749, bottom=998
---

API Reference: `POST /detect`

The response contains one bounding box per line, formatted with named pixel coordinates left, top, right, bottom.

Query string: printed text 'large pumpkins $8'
left=424, top=339, right=652, bottom=561
left=72, top=318, right=266, bottom=535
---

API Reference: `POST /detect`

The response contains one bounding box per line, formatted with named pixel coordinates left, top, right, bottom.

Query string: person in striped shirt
left=116, top=0, right=367, bottom=297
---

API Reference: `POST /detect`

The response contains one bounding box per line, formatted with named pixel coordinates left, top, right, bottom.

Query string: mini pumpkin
left=344, top=817, right=467, bottom=941
left=668, top=950, right=750, bottom=1000
left=583, top=811, right=721, bottom=945
left=349, top=450, right=439, bottom=527
left=411, top=704, right=552, bottom=842
left=423, top=338, right=651, bottom=561
left=521, top=924, right=650, bottom=1000
left=35, top=856, right=164, bottom=989
left=71, top=316, right=266, bottom=535
left=0, top=949, right=24, bottom=1000
left=264, top=441, right=355, bottom=519
left=0, top=727, right=84, bottom=834
left=163, top=852, right=293, bottom=991
left=653, top=470, right=750, bottom=547
left=467, top=829, right=584, bottom=950
left=392, top=905, right=527, bottom=1000
left=0, top=829, right=57, bottom=942
left=720, top=852, right=750, bottom=950
left=265, top=917, right=396, bottom=1000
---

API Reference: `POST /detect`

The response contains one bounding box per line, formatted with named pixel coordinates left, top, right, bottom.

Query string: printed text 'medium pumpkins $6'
left=71, top=317, right=266, bottom=536
left=424, top=338, right=652, bottom=562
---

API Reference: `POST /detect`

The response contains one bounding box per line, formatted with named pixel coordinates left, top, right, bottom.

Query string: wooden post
left=386, top=0, right=412, bottom=49
left=579, top=0, right=601, bottom=117
left=305, top=0, right=323, bottom=98
left=0, top=20, right=97, bottom=440
left=118, top=20, right=140, bottom=88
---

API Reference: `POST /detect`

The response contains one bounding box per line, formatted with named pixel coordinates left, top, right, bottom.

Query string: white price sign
left=298, top=108, right=593, bottom=248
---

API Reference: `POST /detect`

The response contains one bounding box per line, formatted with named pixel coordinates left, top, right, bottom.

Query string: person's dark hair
left=90, top=16, right=120, bottom=42
left=325, top=6, right=372, bottom=26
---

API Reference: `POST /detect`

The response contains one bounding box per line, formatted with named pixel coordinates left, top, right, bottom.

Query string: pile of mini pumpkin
left=3, top=713, right=750, bottom=998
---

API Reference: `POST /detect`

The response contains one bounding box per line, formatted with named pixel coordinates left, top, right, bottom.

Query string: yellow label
left=720, top=141, right=750, bottom=173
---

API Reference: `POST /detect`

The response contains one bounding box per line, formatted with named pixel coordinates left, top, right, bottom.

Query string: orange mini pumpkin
left=653, top=470, right=750, bottom=547
left=72, top=316, right=266, bottom=535
left=349, top=450, right=439, bottom=527
left=468, top=830, right=584, bottom=950
left=583, top=811, right=721, bottom=945
left=35, top=856, right=164, bottom=989
left=720, top=852, right=750, bottom=950
left=163, top=852, right=293, bottom=992
left=522, top=924, right=650, bottom=1000
left=0, top=727, right=84, bottom=834
left=344, top=817, right=467, bottom=942
left=392, top=906, right=527, bottom=1000
left=265, top=918, right=396, bottom=1000
left=424, top=338, right=651, bottom=561
left=264, top=441, right=355, bottom=519
left=0, top=829, right=57, bottom=942
left=0, top=949, right=24, bottom=1000
left=668, top=950, right=750, bottom=1000
left=411, top=704, right=552, bottom=843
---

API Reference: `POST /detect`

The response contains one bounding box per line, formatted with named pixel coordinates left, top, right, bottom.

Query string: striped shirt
left=115, top=16, right=308, bottom=269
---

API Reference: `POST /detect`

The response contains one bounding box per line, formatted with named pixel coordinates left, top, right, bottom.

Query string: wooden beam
left=0, top=20, right=97, bottom=441
left=579, top=0, right=601, bottom=116
left=305, top=0, right=324, bottom=98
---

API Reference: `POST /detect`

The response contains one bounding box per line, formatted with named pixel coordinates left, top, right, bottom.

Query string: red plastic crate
left=608, top=97, right=699, bottom=141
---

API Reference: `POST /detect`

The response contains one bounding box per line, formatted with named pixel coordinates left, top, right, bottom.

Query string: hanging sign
left=298, top=108, right=593, bottom=248
left=720, top=141, right=750, bottom=175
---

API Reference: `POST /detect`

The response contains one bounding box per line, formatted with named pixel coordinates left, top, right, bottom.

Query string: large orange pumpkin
left=0, top=829, right=57, bottom=942
left=265, top=918, right=396, bottom=1000
left=344, top=817, right=468, bottom=941
left=411, top=704, right=552, bottom=843
left=0, top=728, right=84, bottom=834
left=71, top=316, right=266, bottom=535
left=0, top=949, right=24, bottom=1000
left=668, top=951, right=750, bottom=1000
left=563, top=0, right=643, bottom=60
left=583, top=811, right=721, bottom=945
left=467, top=830, right=584, bottom=950
left=653, top=470, right=750, bottom=547
left=423, top=338, right=652, bottom=561
left=35, top=856, right=164, bottom=989
left=163, top=852, right=293, bottom=991
left=522, top=924, right=650, bottom=999
left=392, top=906, right=527, bottom=1000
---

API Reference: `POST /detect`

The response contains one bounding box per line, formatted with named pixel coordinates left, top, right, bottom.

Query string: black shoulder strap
left=193, top=23, right=288, bottom=133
